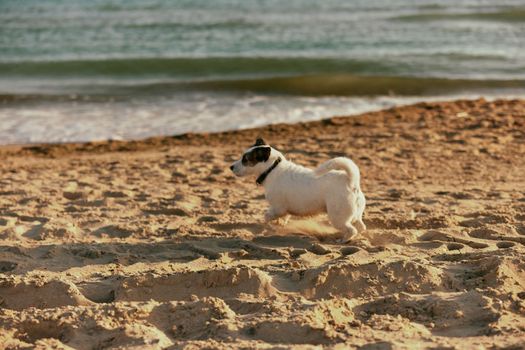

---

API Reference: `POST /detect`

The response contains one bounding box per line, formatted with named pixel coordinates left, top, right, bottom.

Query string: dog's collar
left=256, top=157, right=282, bottom=185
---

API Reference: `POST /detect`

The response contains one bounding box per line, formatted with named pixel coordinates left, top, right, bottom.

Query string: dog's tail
left=315, top=157, right=360, bottom=187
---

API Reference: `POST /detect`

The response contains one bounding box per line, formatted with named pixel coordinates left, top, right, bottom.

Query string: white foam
left=0, top=92, right=522, bottom=145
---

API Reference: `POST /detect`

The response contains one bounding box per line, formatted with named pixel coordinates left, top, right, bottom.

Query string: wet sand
left=0, top=98, right=524, bottom=349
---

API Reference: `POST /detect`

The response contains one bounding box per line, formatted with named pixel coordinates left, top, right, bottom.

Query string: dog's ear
left=254, top=146, right=271, bottom=162
left=254, top=138, right=266, bottom=146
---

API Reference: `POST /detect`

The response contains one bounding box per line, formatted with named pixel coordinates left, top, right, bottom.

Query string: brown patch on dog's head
left=242, top=146, right=271, bottom=167
left=253, top=138, right=266, bottom=147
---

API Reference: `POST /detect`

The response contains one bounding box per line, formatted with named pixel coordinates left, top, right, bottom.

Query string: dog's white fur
left=231, top=142, right=366, bottom=242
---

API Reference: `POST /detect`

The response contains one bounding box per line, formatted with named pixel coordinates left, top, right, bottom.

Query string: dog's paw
left=337, top=237, right=352, bottom=244
left=339, top=230, right=358, bottom=244
left=264, top=211, right=276, bottom=223
left=275, top=215, right=290, bottom=226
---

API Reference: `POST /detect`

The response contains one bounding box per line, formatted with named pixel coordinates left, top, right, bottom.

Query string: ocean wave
left=391, top=8, right=525, bottom=22
left=0, top=57, right=400, bottom=78
left=148, top=75, right=525, bottom=96
left=2, top=74, right=525, bottom=99
left=1, top=55, right=522, bottom=86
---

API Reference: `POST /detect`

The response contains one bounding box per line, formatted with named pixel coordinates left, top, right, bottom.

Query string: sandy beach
left=0, top=98, right=524, bottom=349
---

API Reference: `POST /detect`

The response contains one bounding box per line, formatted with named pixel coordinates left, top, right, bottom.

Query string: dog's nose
left=230, top=165, right=234, bottom=171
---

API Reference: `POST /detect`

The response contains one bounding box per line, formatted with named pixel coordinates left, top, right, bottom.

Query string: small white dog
left=230, top=138, right=366, bottom=242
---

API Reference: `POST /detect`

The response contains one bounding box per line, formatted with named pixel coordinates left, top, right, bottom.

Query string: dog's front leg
left=264, top=208, right=278, bottom=223
left=264, top=207, right=287, bottom=224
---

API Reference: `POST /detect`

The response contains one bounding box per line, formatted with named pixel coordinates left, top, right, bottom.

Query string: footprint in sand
left=0, top=261, right=17, bottom=272
left=23, top=224, right=45, bottom=240
left=197, top=215, right=219, bottom=223
left=468, top=227, right=499, bottom=239
left=102, top=190, right=128, bottom=198
left=290, top=248, right=308, bottom=258
left=466, top=225, right=525, bottom=247
left=93, top=225, right=133, bottom=238
left=142, top=207, right=190, bottom=216
left=308, top=243, right=331, bottom=255
left=496, top=241, right=515, bottom=249
left=62, top=181, right=88, bottom=200
left=447, top=242, right=465, bottom=251
left=217, top=239, right=285, bottom=259
left=63, top=191, right=86, bottom=200
left=420, top=230, right=489, bottom=249
left=459, top=214, right=510, bottom=228
left=340, top=246, right=361, bottom=256
left=516, top=224, right=525, bottom=236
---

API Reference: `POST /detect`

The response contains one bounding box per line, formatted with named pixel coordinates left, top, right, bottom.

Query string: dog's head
left=230, top=138, right=282, bottom=177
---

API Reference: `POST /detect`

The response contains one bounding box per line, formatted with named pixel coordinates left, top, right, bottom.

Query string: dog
left=230, top=138, right=366, bottom=242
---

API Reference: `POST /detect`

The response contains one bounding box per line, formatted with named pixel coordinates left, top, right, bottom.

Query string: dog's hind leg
left=327, top=200, right=358, bottom=243
left=337, top=222, right=358, bottom=243
left=354, top=219, right=366, bottom=233
left=355, top=192, right=367, bottom=233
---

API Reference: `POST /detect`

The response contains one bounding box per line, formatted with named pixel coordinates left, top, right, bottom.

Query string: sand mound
left=0, top=275, right=92, bottom=310
left=303, top=259, right=447, bottom=299
left=115, top=267, right=277, bottom=302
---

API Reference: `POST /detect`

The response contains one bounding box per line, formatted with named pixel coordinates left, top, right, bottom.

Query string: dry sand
left=0, top=98, right=524, bottom=349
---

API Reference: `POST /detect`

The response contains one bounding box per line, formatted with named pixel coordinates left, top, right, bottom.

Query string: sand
left=0, top=98, right=524, bottom=349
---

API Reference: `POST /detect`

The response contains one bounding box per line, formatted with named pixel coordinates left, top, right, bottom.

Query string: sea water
left=1, top=0, right=524, bottom=144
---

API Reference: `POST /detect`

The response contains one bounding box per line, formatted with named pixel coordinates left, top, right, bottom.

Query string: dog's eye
left=242, top=152, right=257, bottom=165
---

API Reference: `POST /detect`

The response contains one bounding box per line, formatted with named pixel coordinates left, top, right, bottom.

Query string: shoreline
left=1, top=97, right=522, bottom=154
left=0, top=98, right=524, bottom=348
left=2, top=94, right=525, bottom=147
